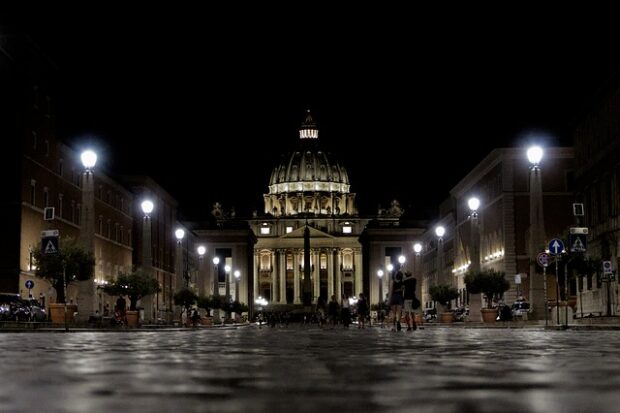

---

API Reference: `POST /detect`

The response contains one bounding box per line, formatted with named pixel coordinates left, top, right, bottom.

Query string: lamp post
left=174, top=228, right=189, bottom=291
left=413, top=242, right=422, bottom=314
left=77, top=149, right=97, bottom=322
left=212, top=257, right=220, bottom=296
left=224, top=265, right=231, bottom=318
left=467, top=196, right=482, bottom=322
left=234, top=270, right=241, bottom=304
left=435, top=225, right=445, bottom=286
left=377, top=269, right=384, bottom=306
left=197, top=246, right=206, bottom=297
left=140, top=199, right=154, bottom=322
left=527, top=145, right=546, bottom=322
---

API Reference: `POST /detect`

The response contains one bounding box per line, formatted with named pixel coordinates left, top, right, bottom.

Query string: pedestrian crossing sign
left=569, top=233, right=587, bottom=253
left=41, top=230, right=59, bottom=255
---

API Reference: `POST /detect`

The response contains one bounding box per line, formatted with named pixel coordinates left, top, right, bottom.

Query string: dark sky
left=6, top=9, right=619, bottom=220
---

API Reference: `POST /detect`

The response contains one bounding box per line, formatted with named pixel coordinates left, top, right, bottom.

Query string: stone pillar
left=271, top=251, right=277, bottom=302
left=141, top=215, right=154, bottom=322
left=77, top=168, right=95, bottom=322
left=253, top=251, right=259, bottom=300
left=529, top=165, right=546, bottom=320
left=354, top=249, right=362, bottom=297
left=313, top=250, right=320, bottom=303
left=279, top=250, right=286, bottom=304
left=327, top=249, right=334, bottom=299
left=293, top=251, right=301, bottom=304
left=335, top=250, right=342, bottom=299
left=468, top=214, right=482, bottom=322
left=195, top=254, right=204, bottom=296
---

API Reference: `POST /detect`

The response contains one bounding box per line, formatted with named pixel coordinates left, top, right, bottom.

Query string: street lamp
left=140, top=199, right=154, bottom=322
left=528, top=145, right=546, bottom=323
left=377, top=269, right=384, bottom=305
left=77, top=149, right=98, bottom=322
left=224, top=265, right=231, bottom=306
left=197, top=246, right=206, bottom=296
left=212, top=257, right=220, bottom=296
left=435, top=225, right=445, bottom=285
left=234, top=270, right=241, bottom=303
left=413, top=243, right=422, bottom=255
left=175, top=228, right=187, bottom=289
left=468, top=196, right=482, bottom=322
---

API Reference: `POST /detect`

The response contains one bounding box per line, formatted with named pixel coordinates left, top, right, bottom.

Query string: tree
left=174, top=288, right=198, bottom=313
left=103, top=269, right=160, bottom=311
left=429, top=284, right=460, bottom=310
left=464, top=269, right=510, bottom=309
left=33, top=238, right=95, bottom=304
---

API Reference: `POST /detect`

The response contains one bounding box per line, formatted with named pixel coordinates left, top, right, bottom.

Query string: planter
left=49, top=303, right=78, bottom=324
left=440, top=312, right=454, bottom=323
left=126, top=310, right=139, bottom=327
left=202, top=317, right=213, bottom=326
left=481, top=308, right=497, bottom=323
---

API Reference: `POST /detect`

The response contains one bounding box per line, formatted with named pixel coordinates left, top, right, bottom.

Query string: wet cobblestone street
left=2, top=326, right=619, bottom=412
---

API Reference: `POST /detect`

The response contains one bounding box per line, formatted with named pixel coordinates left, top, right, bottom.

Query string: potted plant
left=464, top=269, right=510, bottom=322
left=429, top=284, right=460, bottom=323
left=33, top=238, right=95, bottom=324
left=174, top=288, right=198, bottom=326
left=104, top=269, right=160, bottom=326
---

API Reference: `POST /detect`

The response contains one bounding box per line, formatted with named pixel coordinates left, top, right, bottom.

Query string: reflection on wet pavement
left=1, top=327, right=618, bottom=412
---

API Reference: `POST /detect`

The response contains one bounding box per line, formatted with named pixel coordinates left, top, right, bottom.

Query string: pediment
left=280, top=225, right=335, bottom=239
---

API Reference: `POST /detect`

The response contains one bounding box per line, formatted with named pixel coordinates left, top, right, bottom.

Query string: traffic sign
left=603, top=261, right=613, bottom=275
left=537, top=252, right=550, bottom=268
left=548, top=238, right=564, bottom=256
left=25, top=280, right=34, bottom=289
left=569, top=233, right=587, bottom=253
left=41, top=230, right=59, bottom=255
left=569, top=227, right=589, bottom=234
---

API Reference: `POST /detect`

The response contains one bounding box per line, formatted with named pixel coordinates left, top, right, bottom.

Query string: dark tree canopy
left=33, top=238, right=95, bottom=303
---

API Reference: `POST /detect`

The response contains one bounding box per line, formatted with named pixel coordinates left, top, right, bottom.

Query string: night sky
left=6, top=9, right=619, bottom=220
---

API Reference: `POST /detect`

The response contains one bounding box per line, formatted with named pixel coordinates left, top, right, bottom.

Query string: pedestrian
left=388, top=264, right=405, bottom=331
left=328, top=295, right=339, bottom=328
left=357, top=292, right=368, bottom=329
left=402, top=271, right=418, bottom=331
left=341, top=294, right=351, bottom=328
left=115, top=295, right=127, bottom=325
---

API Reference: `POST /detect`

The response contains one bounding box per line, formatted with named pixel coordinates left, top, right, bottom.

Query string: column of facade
left=354, top=249, right=362, bottom=297
left=270, top=251, right=277, bottom=302
left=327, top=249, right=334, bottom=299
left=279, top=250, right=287, bottom=304
left=253, top=251, right=259, bottom=300
left=293, top=250, right=301, bottom=304
left=335, top=249, right=342, bottom=299
left=313, top=250, right=320, bottom=303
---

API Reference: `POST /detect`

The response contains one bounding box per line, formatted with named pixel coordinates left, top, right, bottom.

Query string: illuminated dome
left=268, top=149, right=350, bottom=195
left=264, top=110, right=356, bottom=216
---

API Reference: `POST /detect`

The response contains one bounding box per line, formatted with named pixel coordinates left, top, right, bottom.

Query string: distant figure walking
left=402, top=272, right=418, bottom=331
left=357, top=293, right=368, bottom=329
left=341, top=294, right=351, bottom=328
left=328, top=295, right=340, bottom=328
left=389, top=264, right=405, bottom=331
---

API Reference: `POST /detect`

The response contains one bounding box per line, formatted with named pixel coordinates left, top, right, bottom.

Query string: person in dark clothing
left=357, top=293, right=369, bottom=329
left=328, top=295, right=340, bottom=328
left=389, top=265, right=405, bottom=331
left=115, top=296, right=127, bottom=325
left=402, top=272, right=418, bottom=331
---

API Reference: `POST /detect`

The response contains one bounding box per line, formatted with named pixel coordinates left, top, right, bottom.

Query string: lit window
left=286, top=226, right=293, bottom=233
left=342, top=226, right=352, bottom=234
left=260, top=227, right=271, bottom=235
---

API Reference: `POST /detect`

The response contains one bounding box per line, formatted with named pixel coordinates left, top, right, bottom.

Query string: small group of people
left=387, top=263, right=418, bottom=332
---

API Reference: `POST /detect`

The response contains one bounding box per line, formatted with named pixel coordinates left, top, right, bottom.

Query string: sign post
left=537, top=252, right=550, bottom=327
left=25, top=280, right=34, bottom=298
left=548, top=239, right=565, bottom=326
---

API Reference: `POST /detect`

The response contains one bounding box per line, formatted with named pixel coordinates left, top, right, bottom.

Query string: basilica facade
left=193, top=112, right=424, bottom=313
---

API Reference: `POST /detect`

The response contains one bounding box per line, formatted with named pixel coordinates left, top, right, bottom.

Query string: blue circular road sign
left=25, top=280, right=34, bottom=289
left=548, top=238, right=565, bottom=256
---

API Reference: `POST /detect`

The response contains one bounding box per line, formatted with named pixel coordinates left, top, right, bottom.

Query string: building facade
left=574, top=79, right=620, bottom=317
